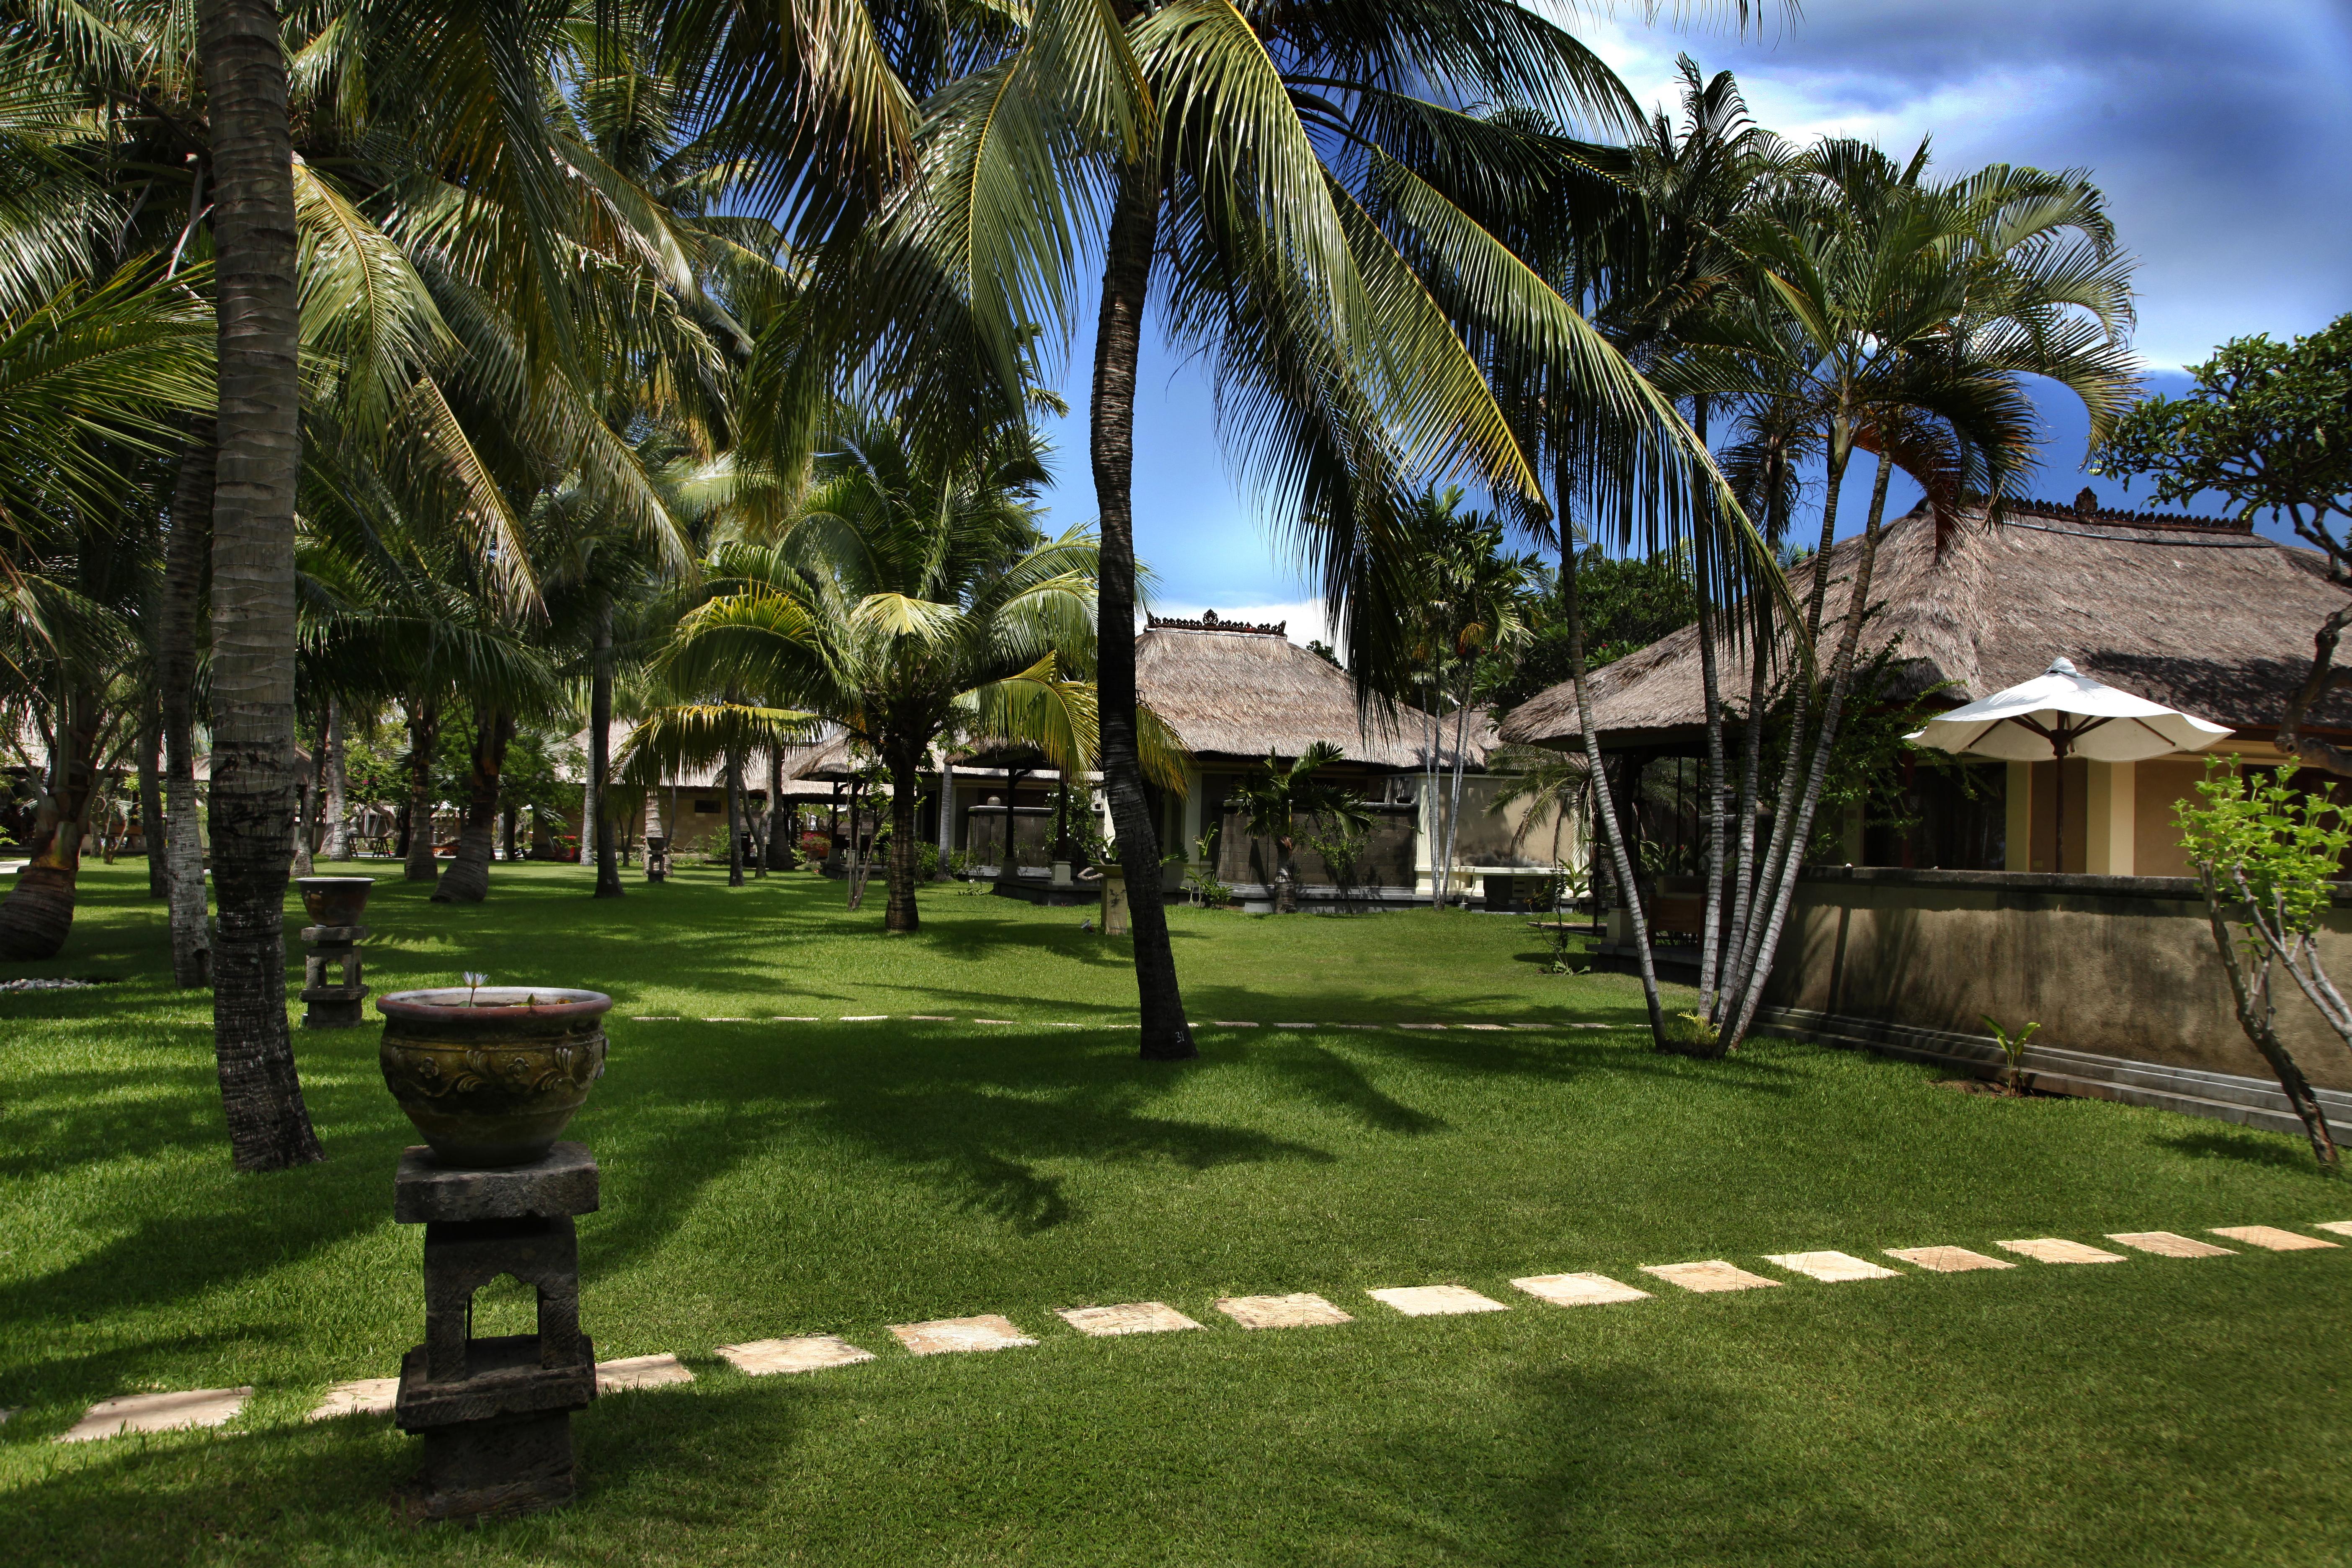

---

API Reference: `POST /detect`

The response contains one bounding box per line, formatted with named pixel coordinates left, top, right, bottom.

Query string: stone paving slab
left=1998, top=1238, right=2127, bottom=1264
left=2109, top=1231, right=2236, bottom=1259
left=1885, top=1246, right=2014, bottom=1273
left=1366, top=1285, right=1509, bottom=1317
left=0, top=1408, right=13, bottom=1425
left=597, top=1353, right=695, bottom=1391
left=1461, top=1024, right=1507, bottom=1032
left=974, top=1018, right=1018, bottom=1025
left=773, top=1015, right=820, bottom=1021
left=704, top=1016, right=753, bottom=1022
left=908, top=1015, right=955, bottom=1021
left=1397, top=1023, right=1447, bottom=1031
left=2314, top=1220, right=2352, bottom=1237
left=59, top=1387, right=253, bottom=1443
left=1055, top=1302, right=1205, bottom=1337
left=715, top=1336, right=876, bottom=1376
left=2211, top=1225, right=2340, bottom=1251
left=1212, top=1021, right=1258, bottom=1027
left=1765, top=1251, right=1902, bottom=1282
left=308, top=1377, right=399, bottom=1421
left=839, top=1015, right=887, bottom=1022
left=890, top=1315, right=1037, bottom=1355
left=1270, top=1021, right=1318, bottom=1029
left=1511, top=1272, right=1652, bottom=1307
left=630, top=1016, right=681, bottom=1021
left=1640, top=1260, right=1782, bottom=1294
left=1215, top=1293, right=1354, bottom=1329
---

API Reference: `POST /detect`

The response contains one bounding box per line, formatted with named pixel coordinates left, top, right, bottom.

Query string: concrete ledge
left=1756, top=1006, right=2352, bottom=1138
left=1799, top=865, right=2352, bottom=903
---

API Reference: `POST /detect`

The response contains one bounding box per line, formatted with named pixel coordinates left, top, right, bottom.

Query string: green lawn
left=2, top=861, right=2347, bottom=1566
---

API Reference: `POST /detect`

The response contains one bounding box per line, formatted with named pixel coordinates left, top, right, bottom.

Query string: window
left=694, top=798, right=722, bottom=814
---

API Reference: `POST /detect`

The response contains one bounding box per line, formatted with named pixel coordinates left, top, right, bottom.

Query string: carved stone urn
left=378, top=988, right=612, bottom=1167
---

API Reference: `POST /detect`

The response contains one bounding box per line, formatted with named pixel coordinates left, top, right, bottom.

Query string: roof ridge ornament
left=1145, top=610, right=1288, bottom=636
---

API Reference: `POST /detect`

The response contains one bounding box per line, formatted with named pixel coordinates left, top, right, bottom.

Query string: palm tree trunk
left=139, top=699, right=168, bottom=898
left=1691, top=401, right=1729, bottom=1020
left=0, top=690, right=100, bottom=958
left=1091, top=160, right=1195, bottom=1062
left=1440, top=661, right=1473, bottom=905
left=292, top=731, right=315, bottom=877
left=196, top=0, right=322, bottom=1171
left=1560, top=507, right=1668, bottom=1047
left=590, top=596, right=623, bottom=897
left=1719, top=440, right=1853, bottom=1028
left=845, top=772, right=866, bottom=908
left=768, top=745, right=792, bottom=869
left=1716, top=628, right=1770, bottom=1028
left=1725, top=453, right=1894, bottom=1049
left=433, top=709, right=511, bottom=903
left=404, top=699, right=440, bottom=882
left=322, top=694, right=351, bottom=860
left=884, top=742, right=921, bottom=932
left=162, top=420, right=213, bottom=985
left=935, top=753, right=955, bottom=868
left=725, top=748, right=745, bottom=887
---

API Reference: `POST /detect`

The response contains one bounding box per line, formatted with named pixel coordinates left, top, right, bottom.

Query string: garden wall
left=1759, top=867, right=2352, bottom=1129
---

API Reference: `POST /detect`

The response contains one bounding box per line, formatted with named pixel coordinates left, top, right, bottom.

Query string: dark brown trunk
left=404, top=699, right=440, bottom=882
left=162, top=421, right=214, bottom=985
left=765, top=746, right=792, bottom=868
left=725, top=750, right=745, bottom=886
left=433, top=710, right=511, bottom=903
left=591, top=596, right=624, bottom=897
left=196, top=0, right=323, bottom=1170
left=139, top=698, right=168, bottom=897
left=883, top=743, right=921, bottom=932
left=0, top=693, right=101, bottom=957
left=1091, top=160, right=1195, bottom=1061
left=2200, top=876, right=2339, bottom=1171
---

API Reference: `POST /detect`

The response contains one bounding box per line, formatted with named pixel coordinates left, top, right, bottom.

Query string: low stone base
left=412, top=1409, right=577, bottom=1521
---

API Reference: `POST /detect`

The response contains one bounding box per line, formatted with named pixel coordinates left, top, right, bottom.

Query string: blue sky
left=1030, top=0, right=2352, bottom=645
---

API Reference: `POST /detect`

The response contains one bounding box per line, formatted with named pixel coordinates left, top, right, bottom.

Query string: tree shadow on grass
left=2151, top=1126, right=2325, bottom=1174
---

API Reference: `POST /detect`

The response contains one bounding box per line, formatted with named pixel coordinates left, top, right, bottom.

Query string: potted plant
left=378, top=976, right=612, bottom=1166
left=297, top=875, right=375, bottom=928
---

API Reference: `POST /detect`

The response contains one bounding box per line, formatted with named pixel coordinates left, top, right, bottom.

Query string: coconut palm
left=640, top=412, right=1131, bottom=933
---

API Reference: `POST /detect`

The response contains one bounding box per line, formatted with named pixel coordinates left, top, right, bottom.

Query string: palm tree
left=1234, top=743, right=1369, bottom=914
left=1702, top=143, right=2139, bottom=1052
left=642, top=413, right=1124, bottom=933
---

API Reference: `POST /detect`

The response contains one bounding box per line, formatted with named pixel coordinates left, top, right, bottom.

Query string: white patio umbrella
left=1908, top=658, right=2231, bottom=872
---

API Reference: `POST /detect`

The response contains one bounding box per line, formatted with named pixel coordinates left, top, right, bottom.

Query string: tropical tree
left=2093, top=315, right=2352, bottom=774
left=1234, top=742, right=1368, bottom=914
left=640, top=413, right=1119, bottom=933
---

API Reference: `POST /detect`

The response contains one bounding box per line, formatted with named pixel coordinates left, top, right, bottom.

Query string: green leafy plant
left=1663, top=1011, right=1717, bottom=1050
left=1979, top=1016, right=2040, bottom=1096
left=2177, top=759, right=2349, bottom=1171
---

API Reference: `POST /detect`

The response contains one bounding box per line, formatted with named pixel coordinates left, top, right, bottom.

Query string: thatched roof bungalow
left=1498, top=492, right=2351, bottom=877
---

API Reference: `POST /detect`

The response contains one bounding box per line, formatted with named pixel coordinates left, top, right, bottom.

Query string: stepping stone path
left=1886, top=1246, right=2013, bottom=1273
left=2211, top=1225, right=2339, bottom=1252
left=309, top=1377, right=399, bottom=1421
left=890, top=1315, right=1036, bottom=1355
left=1766, top=1251, right=1901, bottom=1282
left=598, top=1354, right=694, bottom=1392
left=1998, top=1238, right=2126, bottom=1264
left=1055, top=1302, right=1203, bottom=1337
left=2110, top=1232, right=2236, bottom=1258
left=1642, top=1260, right=1782, bottom=1294
left=59, top=1387, right=252, bottom=1443
left=1216, top=1293, right=1353, bottom=1329
left=716, top=1336, right=875, bottom=1376
left=47, top=1218, right=2344, bottom=1441
left=1367, top=1285, right=1509, bottom=1317
left=1511, top=1273, right=1651, bottom=1307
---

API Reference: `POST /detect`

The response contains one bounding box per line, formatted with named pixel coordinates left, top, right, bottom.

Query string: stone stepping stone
left=715, top=1335, right=876, bottom=1376
left=2109, top=1231, right=2236, bottom=1259
left=908, top=1015, right=955, bottom=1022
left=59, top=1387, right=253, bottom=1443
left=1461, top=1024, right=1507, bottom=1032
left=1333, top=1023, right=1382, bottom=1030
left=307, top=1377, right=399, bottom=1421
left=1212, top=1020, right=1258, bottom=1027
left=630, top=1016, right=681, bottom=1021
left=2314, top=1221, right=2352, bottom=1238
left=1997, top=1238, right=2126, bottom=1264
left=839, top=1015, right=887, bottom=1022
left=771, top=1016, right=820, bottom=1021
left=1055, top=1302, right=1204, bottom=1337
left=1885, top=1246, right=2014, bottom=1273
left=1640, top=1260, right=1782, bottom=1294
left=2211, top=1225, right=2341, bottom=1252
left=975, top=1018, right=1019, bottom=1025
left=1765, top=1251, right=1901, bottom=1282
left=0, top=1408, right=14, bottom=1425
left=1397, top=1023, right=1447, bottom=1031
left=1269, top=1021, right=1318, bottom=1029
left=1511, top=1272, right=1651, bottom=1307
left=889, top=1315, right=1037, bottom=1355
left=597, top=1353, right=695, bottom=1392
left=1215, top=1293, right=1354, bottom=1329
left=1366, top=1285, right=1509, bottom=1317
left=1510, top=1023, right=1553, bottom=1031
left=704, top=1016, right=753, bottom=1022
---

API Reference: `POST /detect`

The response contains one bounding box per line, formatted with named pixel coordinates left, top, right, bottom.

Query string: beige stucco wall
left=1763, top=871, right=2352, bottom=1091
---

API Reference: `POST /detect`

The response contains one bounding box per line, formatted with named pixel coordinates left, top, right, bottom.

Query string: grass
left=1, top=859, right=2348, bottom=1566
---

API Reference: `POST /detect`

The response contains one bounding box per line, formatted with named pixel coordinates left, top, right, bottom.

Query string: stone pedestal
left=393, top=1143, right=598, bottom=1521
left=300, top=923, right=369, bottom=1028
left=1101, top=865, right=1130, bottom=936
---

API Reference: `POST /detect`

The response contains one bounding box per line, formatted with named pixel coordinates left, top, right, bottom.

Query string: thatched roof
left=1498, top=495, right=2352, bottom=750
left=1136, top=611, right=1481, bottom=769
